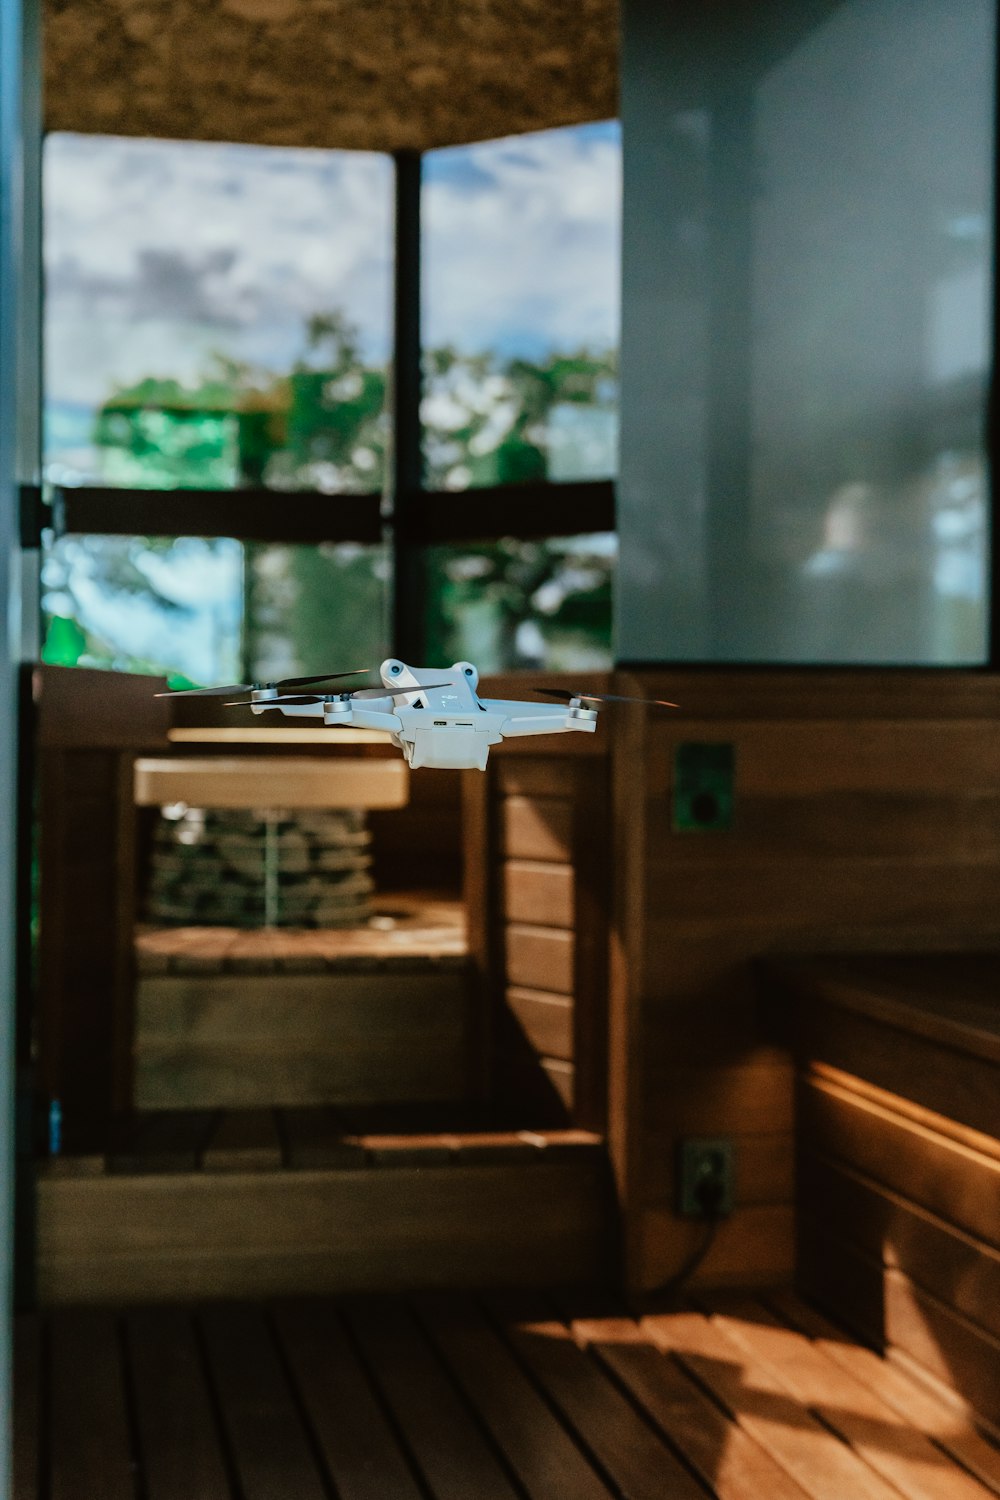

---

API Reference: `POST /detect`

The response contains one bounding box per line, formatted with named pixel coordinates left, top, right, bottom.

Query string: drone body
left=161, top=662, right=677, bottom=770
left=245, top=660, right=598, bottom=771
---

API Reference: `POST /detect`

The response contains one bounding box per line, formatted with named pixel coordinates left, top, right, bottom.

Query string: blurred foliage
left=44, top=312, right=615, bottom=680
left=422, top=345, right=617, bottom=490
left=242, top=542, right=389, bottom=683
left=425, top=538, right=613, bottom=671
left=42, top=603, right=198, bottom=686
left=91, top=313, right=388, bottom=494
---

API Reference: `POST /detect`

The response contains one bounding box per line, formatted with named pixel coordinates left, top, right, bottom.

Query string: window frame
left=37, top=141, right=618, bottom=664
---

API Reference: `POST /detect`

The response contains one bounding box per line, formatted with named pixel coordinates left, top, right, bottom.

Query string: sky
left=423, top=121, right=621, bottom=360
left=44, top=134, right=394, bottom=413
left=44, top=121, right=622, bottom=433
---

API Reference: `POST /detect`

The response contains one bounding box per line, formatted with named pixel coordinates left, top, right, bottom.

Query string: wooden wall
left=767, top=956, right=1000, bottom=1434
left=465, top=674, right=612, bottom=1132
left=611, top=670, right=1000, bottom=1294
left=36, top=667, right=171, bottom=1146
left=368, top=768, right=463, bottom=893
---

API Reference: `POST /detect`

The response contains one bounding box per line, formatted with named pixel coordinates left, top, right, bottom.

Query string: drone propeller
left=225, top=681, right=456, bottom=707
left=156, top=669, right=369, bottom=699
left=533, top=687, right=680, bottom=709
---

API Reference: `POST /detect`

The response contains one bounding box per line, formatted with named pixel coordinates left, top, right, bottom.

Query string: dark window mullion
left=390, top=148, right=425, bottom=659
left=405, top=479, right=616, bottom=544
left=48, top=485, right=383, bottom=545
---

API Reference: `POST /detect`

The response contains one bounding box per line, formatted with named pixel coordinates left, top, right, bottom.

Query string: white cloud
left=44, top=124, right=622, bottom=415
left=44, top=134, right=393, bottom=404
left=423, top=124, right=621, bottom=356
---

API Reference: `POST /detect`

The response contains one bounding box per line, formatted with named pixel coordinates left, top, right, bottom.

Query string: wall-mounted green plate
left=672, top=742, right=735, bottom=832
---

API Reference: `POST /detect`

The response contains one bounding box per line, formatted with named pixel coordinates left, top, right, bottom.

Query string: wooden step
left=37, top=1117, right=613, bottom=1304
left=133, top=896, right=475, bottom=1110
left=134, top=965, right=478, bottom=1109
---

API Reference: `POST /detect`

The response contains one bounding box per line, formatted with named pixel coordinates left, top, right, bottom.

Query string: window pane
left=424, top=534, right=615, bottom=672
left=41, top=535, right=388, bottom=684
left=749, top=0, right=992, bottom=663
left=41, top=534, right=244, bottom=682
left=618, top=0, right=993, bottom=664
left=243, top=543, right=389, bottom=681
left=44, top=135, right=392, bottom=492
left=422, top=124, right=621, bottom=490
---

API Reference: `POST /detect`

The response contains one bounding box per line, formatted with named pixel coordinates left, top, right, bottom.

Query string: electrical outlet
left=672, top=743, right=735, bottom=832
left=677, top=1138, right=735, bottom=1218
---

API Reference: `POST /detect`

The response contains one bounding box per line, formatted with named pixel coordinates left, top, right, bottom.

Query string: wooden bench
left=764, top=954, right=1000, bottom=1438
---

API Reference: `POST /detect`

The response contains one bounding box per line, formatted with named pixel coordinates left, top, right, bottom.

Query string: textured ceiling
left=44, top=0, right=620, bottom=150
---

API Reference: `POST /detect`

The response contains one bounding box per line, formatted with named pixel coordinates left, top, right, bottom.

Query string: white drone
left=161, top=660, right=676, bottom=771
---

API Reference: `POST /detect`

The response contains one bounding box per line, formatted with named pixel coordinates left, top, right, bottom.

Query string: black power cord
left=644, top=1173, right=728, bottom=1302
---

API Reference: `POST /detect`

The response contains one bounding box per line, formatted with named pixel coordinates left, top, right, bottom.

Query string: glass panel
left=41, top=535, right=388, bottom=684
left=243, top=543, right=389, bottom=681
left=618, top=0, right=993, bottom=664
left=40, top=535, right=244, bottom=682
left=749, top=0, right=992, bottom=663
left=422, top=123, right=621, bottom=490
left=424, top=533, right=615, bottom=672
left=44, top=134, right=392, bottom=491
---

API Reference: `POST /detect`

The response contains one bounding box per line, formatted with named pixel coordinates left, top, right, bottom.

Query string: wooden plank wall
left=368, top=768, right=463, bottom=892
left=494, top=757, right=610, bottom=1127
left=466, top=674, right=612, bottom=1132
left=36, top=667, right=171, bottom=1147
left=611, top=670, right=1000, bottom=1294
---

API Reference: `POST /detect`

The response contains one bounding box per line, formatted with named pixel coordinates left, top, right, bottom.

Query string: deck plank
left=767, top=1289, right=1000, bottom=1497
left=273, top=1300, right=424, bottom=1500
left=49, top=1309, right=135, bottom=1500
left=414, top=1291, right=616, bottom=1500
left=485, top=1291, right=707, bottom=1500
left=640, top=1306, right=905, bottom=1500
left=199, top=1303, right=329, bottom=1500
left=705, top=1295, right=993, bottom=1500
left=344, top=1295, right=522, bottom=1500
left=561, top=1296, right=813, bottom=1500
left=125, top=1308, right=233, bottom=1500
left=23, top=1290, right=997, bottom=1500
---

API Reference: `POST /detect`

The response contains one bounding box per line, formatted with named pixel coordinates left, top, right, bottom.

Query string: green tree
left=45, top=316, right=616, bottom=680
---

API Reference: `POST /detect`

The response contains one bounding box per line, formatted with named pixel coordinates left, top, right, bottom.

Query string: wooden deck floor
left=15, top=1289, right=1000, bottom=1500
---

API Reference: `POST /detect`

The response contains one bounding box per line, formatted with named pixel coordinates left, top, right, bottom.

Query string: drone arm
left=498, top=710, right=597, bottom=739
left=343, top=707, right=403, bottom=733
left=253, top=701, right=324, bottom=718
left=478, top=697, right=559, bottom=717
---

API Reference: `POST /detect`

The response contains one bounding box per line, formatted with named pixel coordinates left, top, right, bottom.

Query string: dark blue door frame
left=1, top=0, right=39, bottom=1481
